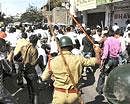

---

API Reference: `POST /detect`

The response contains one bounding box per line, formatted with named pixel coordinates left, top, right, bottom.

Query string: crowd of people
left=0, top=20, right=130, bottom=104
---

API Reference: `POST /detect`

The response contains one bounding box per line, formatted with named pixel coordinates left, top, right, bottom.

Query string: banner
left=75, top=0, right=123, bottom=11
left=76, top=0, right=97, bottom=11
left=97, top=0, right=123, bottom=6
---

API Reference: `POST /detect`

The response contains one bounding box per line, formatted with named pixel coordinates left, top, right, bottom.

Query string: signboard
left=75, top=0, right=123, bottom=11
left=76, top=0, right=97, bottom=11
left=113, top=10, right=130, bottom=28
left=97, top=0, right=123, bottom=6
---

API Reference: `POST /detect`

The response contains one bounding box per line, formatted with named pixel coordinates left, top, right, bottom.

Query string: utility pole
left=48, top=0, right=50, bottom=12
left=29, top=0, right=31, bottom=7
left=0, top=3, right=1, bottom=13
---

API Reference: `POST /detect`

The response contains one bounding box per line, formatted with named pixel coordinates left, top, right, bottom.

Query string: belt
left=109, top=57, right=118, bottom=60
left=55, top=88, right=79, bottom=93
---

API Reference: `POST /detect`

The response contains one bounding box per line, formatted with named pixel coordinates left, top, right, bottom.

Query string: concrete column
left=82, top=10, right=87, bottom=26
left=105, top=4, right=114, bottom=27
left=105, top=5, right=111, bottom=27
left=69, top=0, right=78, bottom=25
left=0, top=3, right=1, bottom=12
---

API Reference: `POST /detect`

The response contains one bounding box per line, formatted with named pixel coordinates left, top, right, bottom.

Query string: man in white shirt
left=112, top=23, right=119, bottom=32
left=65, top=26, right=78, bottom=45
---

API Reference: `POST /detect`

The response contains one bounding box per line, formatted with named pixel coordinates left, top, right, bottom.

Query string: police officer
left=20, top=35, right=39, bottom=104
left=40, top=36, right=101, bottom=104
left=104, top=64, right=130, bottom=104
left=13, top=32, right=29, bottom=86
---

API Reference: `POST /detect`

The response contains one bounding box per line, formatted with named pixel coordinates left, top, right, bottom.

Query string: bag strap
left=60, top=52, right=84, bottom=104
left=22, top=44, right=32, bottom=63
left=48, top=25, right=76, bottom=87
left=60, top=52, right=77, bottom=87
left=48, top=52, right=52, bottom=74
left=48, top=51, right=77, bottom=87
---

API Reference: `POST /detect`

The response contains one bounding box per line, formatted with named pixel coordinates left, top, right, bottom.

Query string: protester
left=92, top=27, right=102, bottom=44
left=125, top=19, right=130, bottom=32
left=96, top=29, right=121, bottom=94
left=0, top=28, right=7, bottom=39
left=115, top=29, right=128, bottom=65
left=5, top=27, right=20, bottom=48
left=82, top=29, right=95, bottom=58
left=65, top=26, right=78, bottom=45
left=0, top=38, right=17, bottom=104
left=112, top=23, right=119, bottom=32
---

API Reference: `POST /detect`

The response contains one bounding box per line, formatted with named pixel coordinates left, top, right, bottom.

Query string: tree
left=4, top=16, right=14, bottom=25
left=20, top=6, right=43, bottom=24
left=45, top=0, right=64, bottom=11
left=0, top=12, right=11, bottom=27
left=0, top=12, right=5, bottom=21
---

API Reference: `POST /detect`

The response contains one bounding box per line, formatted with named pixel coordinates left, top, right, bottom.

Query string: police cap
left=59, top=36, right=73, bottom=48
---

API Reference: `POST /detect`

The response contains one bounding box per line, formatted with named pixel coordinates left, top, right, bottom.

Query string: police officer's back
left=41, top=36, right=101, bottom=104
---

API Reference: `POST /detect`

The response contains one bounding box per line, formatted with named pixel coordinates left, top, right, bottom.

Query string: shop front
left=113, top=0, right=130, bottom=30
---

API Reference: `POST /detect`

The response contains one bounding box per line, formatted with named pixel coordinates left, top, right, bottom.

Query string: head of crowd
left=0, top=21, right=130, bottom=58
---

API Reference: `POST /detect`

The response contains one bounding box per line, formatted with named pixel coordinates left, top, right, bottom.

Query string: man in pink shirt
left=102, top=34, right=121, bottom=60
left=96, top=29, right=121, bottom=95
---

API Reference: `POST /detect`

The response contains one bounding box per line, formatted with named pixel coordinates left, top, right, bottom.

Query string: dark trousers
left=17, top=63, right=24, bottom=86
left=96, top=58, right=119, bottom=94
left=0, top=60, right=17, bottom=104
left=24, top=66, right=39, bottom=104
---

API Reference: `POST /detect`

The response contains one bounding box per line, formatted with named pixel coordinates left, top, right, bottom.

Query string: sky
left=0, top=0, right=48, bottom=16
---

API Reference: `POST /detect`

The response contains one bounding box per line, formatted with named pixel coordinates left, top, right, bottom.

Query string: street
left=80, top=67, right=109, bottom=104
left=3, top=67, right=109, bottom=104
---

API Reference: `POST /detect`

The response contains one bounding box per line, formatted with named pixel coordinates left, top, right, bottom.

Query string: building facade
left=113, top=0, right=130, bottom=30
left=71, top=0, right=130, bottom=30
left=52, top=7, right=68, bottom=25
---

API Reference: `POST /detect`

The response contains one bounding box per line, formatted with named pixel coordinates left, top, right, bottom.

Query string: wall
left=52, top=7, right=68, bottom=25
left=113, top=0, right=130, bottom=29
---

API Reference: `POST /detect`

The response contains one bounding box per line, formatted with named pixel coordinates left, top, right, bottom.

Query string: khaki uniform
left=41, top=51, right=96, bottom=104
left=14, top=38, right=29, bottom=55
left=21, top=43, right=38, bottom=65
left=21, top=43, right=39, bottom=104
